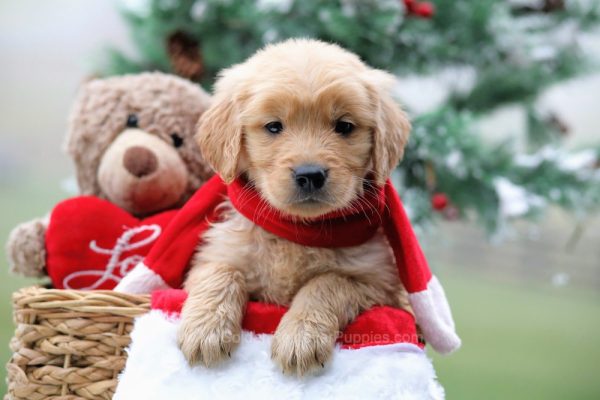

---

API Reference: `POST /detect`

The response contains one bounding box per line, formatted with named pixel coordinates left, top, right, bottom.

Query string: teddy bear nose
left=123, top=146, right=158, bottom=178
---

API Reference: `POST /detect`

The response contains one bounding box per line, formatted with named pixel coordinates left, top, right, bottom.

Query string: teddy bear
left=5, top=72, right=213, bottom=289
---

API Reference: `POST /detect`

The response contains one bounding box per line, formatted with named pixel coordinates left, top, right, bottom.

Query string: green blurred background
left=1, top=1, right=599, bottom=399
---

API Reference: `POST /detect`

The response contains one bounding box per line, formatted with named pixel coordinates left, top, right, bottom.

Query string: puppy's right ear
left=195, top=94, right=243, bottom=183
left=363, top=69, right=411, bottom=186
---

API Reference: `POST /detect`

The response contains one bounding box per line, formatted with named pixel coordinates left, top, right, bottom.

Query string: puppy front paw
left=271, top=314, right=336, bottom=376
left=177, top=314, right=240, bottom=367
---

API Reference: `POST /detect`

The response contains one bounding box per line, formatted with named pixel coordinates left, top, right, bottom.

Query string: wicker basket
left=5, top=286, right=150, bottom=400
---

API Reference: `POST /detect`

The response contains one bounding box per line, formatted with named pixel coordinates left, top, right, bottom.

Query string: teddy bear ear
left=63, top=79, right=112, bottom=196
left=80, top=74, right=101, bottom=85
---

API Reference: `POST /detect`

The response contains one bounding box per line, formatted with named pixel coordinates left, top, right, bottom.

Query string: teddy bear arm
left=6, top=217, right=49, bottom=278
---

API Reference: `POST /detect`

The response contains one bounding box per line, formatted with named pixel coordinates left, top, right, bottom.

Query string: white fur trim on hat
left=409, top=275, right=461, bottom=354
left=114, top=262, right=171, bottom=294
left=114, top=310, right=445, bottom=399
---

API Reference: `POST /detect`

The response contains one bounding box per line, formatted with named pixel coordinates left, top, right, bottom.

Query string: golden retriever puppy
left=178, top=38, right=411, bottom=376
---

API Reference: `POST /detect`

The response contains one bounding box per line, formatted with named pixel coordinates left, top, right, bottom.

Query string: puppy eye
left=171, top=133, right=184, bottom=148
left=126, top=113, right=139, bottom=128
left=335, top=120, right=354, bottom=136
left=265, top=121, right=283, bottom=134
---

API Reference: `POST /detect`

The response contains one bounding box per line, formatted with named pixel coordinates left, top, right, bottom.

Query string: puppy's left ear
left=364, top=70, right=411, bottom=186
left=195, top=94, right=243, bottom=183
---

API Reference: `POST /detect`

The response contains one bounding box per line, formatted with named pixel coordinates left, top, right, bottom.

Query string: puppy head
left=197, top=39, right=410, bottom=218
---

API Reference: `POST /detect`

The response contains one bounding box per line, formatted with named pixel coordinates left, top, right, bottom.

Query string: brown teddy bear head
left=65, top=72, right=213, bottom=216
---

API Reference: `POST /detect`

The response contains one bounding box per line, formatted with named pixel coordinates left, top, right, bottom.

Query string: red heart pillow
left=46, top=196, right=178, bottom=290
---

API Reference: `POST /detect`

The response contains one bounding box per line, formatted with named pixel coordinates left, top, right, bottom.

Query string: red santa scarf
left=116, top=174, right=461, bottom=354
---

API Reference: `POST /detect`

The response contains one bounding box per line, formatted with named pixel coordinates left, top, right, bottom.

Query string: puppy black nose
left=293, top=164, right=328, bottom=192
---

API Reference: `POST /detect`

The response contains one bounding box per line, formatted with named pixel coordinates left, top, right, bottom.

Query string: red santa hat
left=116, top=175, right=461, bottom=354
left=115, top=289, right=445, bottom=397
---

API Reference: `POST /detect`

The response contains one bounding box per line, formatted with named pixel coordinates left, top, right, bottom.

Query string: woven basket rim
left=12, top=286, right=151, bottom=317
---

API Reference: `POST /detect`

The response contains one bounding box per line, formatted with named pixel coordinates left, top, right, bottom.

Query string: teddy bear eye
left=126, top=114, right=139, bottom=128
left=171, top=133, right=184, bottom=148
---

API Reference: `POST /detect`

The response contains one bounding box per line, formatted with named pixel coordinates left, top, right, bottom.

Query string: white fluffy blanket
left=115, top=311, right=444, bottom=400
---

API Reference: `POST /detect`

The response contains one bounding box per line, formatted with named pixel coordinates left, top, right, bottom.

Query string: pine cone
left=167, top=31, right=204, bottom=81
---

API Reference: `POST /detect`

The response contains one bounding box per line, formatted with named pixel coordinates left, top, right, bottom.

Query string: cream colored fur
left=98, top=129, right=189, bottom=216
left=179, top=39, right=412, bottom=376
